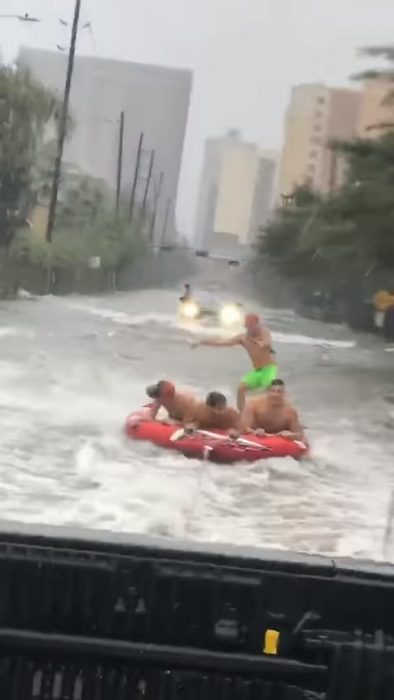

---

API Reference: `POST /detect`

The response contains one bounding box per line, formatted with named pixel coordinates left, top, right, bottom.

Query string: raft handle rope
left=170, top=428, right=273, bottom=451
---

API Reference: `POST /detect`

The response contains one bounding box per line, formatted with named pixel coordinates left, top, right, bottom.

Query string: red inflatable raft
left=125, top=408, right=307, bottom=464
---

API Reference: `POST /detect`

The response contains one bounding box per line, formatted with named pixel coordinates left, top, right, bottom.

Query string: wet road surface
left=0, top=288, right=393, bottom=560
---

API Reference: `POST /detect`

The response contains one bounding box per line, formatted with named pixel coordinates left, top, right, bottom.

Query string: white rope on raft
left=170, top=428, right=272, bottom=451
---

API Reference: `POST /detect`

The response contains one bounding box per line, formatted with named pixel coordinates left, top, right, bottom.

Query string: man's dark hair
left=185, top=283, right=190, bottom=289
left=146, top=383, right=160, bottom=399
left=146, top=380, right=171, bottom=399
left=270, top=378, right=285, bottom=388
left=206, top=391, right=227, bottom=407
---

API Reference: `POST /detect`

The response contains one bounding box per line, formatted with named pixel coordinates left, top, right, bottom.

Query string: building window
left=308, top=163, right=316, bottom=174
left=314, top=110, right=323, bottom=119
left=311, top=136, right=321, bottom=145
left=309, top=150, right=318, bottom=159
left=317, top=96, right=326, bottom=105
left=313, top=123, right=322, bottom=132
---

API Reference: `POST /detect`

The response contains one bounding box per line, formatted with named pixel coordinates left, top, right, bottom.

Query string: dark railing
left=0, top=524, right=392, bottom=698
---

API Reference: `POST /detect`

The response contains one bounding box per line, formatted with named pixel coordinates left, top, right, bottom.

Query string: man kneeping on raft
left=191, top=313, right=277, bottom=411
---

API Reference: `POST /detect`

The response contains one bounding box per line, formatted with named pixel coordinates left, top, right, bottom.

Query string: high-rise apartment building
left=194, top=130, right=276, bottom=251
left=357, top=78, right=394, bottom=138
left=18, top=47, right=192, bottom=242
left=277, top=84, right=360, bottom=200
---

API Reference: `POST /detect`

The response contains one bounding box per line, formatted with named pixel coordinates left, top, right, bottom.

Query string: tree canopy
left=10, top=174, right=147, bottom=274
left=0, top=66, right=59, bottom=247
left=255, top=46, right=394, bottom=298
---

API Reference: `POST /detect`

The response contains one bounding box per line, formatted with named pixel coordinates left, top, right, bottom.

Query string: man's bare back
left=185, top=404, right=241, bottom=431
left=146, top=381, right=196, bottom=422
left=184, top=392, right=242, bottom=432
left=157, top=394, right=197, bottom=422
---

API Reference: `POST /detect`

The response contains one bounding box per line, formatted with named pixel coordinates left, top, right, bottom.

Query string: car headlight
left=220, top=304, right=242, bottom=326
left=180, top=300, right=200, bottom=319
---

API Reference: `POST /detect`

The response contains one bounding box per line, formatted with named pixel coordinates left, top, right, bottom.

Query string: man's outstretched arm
left=191, top=335, right=242, bottom=349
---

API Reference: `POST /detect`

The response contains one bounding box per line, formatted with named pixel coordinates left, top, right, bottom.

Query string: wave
left=0, top=327, right=33, bottom=339
left=273, top=331, right=356, bottom=349
left=68, top=301, right=356, bottom=350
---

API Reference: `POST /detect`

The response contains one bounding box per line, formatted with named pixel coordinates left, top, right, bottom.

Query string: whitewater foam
left=0, top=291, right=392, bottom=562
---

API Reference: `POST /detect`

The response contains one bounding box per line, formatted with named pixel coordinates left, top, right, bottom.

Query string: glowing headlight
left=220, top=304, right=242, bottom=326
left=180, top=300, right=200, bottom=319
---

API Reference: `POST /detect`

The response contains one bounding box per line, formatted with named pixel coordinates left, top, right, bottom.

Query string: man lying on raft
left=184, top=391, right=243, bottom=433
left=145, top=380, right=306, bottom=447
left=146, top=381, right=197, bottom=422
left=146, top=382, right=242, bottom=433
left=241, top=379, right=306, bottom=442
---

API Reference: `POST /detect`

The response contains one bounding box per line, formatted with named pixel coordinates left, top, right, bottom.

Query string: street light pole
left=46, top=0, right=82, bottom=242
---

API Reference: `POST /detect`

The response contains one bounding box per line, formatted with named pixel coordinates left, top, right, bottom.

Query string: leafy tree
left=0, top=66, right=59, bottom=247
left=354, top=45, right=394, bottom=132
left=255, top=186, right=326, bottom=280
left=255, top=45, right=394, bottom=304
left=10, top=174, right=148, bottom=283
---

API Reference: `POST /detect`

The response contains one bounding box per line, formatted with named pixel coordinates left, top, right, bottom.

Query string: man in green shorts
left=191, top=313, right=277, bottom=410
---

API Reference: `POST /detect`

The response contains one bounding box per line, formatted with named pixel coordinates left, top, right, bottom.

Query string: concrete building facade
left=194, top=130, right=276, bottom=251
left=18, top=47, right=192, bottom=242
left=277, top=84, right=360, bottom=200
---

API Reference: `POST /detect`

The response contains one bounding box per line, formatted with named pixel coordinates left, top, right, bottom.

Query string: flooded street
left=0, top=285, right=393, bottom=561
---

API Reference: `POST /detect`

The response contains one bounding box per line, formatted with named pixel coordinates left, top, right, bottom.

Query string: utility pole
left=115, top=111, right=125, bottom=216
left=46, top=0, right=82, bottom=242
left=128, top=132, right=144, bottom=224
left=141, top=150, right=155, bottom=219
left=148, top=171, right=164, bottom=242
left=160, top=198, right=171, bottom=246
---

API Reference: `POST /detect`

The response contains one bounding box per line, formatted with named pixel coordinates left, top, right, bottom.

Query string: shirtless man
left=242, top=379, right=305, bottom=442
left=146, top=380, right=196, bottom=422
left=184, top=391, right=243, bottom=433
left=192, top=313, right=277, bottom=410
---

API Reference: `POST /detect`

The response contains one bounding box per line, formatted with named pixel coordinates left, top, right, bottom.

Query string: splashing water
left=0, top=290, right=393, bottom=560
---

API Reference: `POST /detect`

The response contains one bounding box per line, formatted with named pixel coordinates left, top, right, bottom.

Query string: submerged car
left=178, top=290, right=244, bottom=327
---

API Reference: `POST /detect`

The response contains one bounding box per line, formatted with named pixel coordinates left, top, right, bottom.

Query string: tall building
left=357, top=78, right=394, bottom=138
left=277, top=84, right=360, bottom=200
left=194, top=130, right=276, bottom=251
left=249, top=155, right=277, bottom=237
left=18, top=47, right=192, bottom=242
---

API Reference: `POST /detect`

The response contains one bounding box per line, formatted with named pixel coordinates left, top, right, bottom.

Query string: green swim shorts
left=241, top=364, right=278, bottom=391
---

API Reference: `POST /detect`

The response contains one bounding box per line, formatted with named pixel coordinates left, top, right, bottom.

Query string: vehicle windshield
left=193, top=290, right=218, bottom=307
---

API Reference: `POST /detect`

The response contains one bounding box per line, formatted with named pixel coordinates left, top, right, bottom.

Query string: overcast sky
left=1, top=0, right=393, bottom=237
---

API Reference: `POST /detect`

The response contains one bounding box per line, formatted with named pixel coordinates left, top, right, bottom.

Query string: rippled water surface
left=0, top=287, right=393, bottom=560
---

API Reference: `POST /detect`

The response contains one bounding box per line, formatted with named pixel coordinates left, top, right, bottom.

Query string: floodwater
left=0, top=286, right=393, bottom=561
